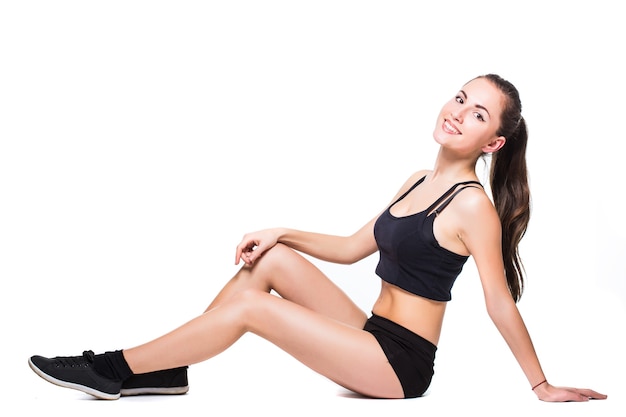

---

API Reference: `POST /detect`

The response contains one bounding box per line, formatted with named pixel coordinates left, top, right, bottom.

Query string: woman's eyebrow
left=460, top=89, right=491, bottom=118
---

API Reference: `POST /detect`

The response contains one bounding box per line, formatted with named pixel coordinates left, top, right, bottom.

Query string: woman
left=28, top=74, right=606, bottom=402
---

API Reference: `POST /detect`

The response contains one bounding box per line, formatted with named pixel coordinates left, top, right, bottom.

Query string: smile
left=443, top=120, right=461, bottom=135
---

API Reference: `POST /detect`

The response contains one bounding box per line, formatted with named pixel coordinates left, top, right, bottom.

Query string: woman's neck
left=428, top=148, right=479, bottom=183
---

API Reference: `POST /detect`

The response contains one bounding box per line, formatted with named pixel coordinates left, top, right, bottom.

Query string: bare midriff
left=371, top=281, right=446, bottom=346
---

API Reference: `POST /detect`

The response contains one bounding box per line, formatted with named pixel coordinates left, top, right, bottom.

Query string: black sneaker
left=121, top=366, right=189, bottom=396
left=28, top=350, right=122, bottom=400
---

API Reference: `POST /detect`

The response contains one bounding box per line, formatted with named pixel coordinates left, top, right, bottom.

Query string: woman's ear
left=482, top=136, right=506, bottom=154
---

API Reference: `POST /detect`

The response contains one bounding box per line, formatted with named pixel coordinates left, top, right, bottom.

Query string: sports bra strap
left=426, top=181, right=483, bottom=216
left=392, top=175, right=427, bottom=205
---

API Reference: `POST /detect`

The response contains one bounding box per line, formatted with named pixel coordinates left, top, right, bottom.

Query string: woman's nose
left=450, top=109, right=463, bottom=123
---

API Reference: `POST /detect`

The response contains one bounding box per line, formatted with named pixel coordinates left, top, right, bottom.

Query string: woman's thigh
left=208, top=243, right=367, bottom=328
left=241, top=289, right=404, bottom=399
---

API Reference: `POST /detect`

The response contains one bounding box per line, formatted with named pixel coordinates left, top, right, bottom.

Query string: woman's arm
left=459, top=193, right=607, bottom=402
left=260, top=222, right=379, bottom=264
left=236, top=170, right=431, bottom=267
left=234, top=204, right=380, bottom=266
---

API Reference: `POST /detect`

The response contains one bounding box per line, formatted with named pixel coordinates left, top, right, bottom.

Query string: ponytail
left=481, top=74, right=530, bottom=303
left=490, top=117, right=530, bottom=302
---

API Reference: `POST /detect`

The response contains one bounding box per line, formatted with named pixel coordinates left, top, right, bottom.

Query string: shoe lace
left=56, top=350, right=95, bottom=367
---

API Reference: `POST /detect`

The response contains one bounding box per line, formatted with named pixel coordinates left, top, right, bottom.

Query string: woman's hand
left=235, top=228, right=282, bottom=266
left=534, top=382, right=607, bottom=402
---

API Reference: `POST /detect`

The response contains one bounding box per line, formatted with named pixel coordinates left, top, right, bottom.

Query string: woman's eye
left=455, top=95, right=464, bottom=104
left=474, top=112, right=484, bottom=121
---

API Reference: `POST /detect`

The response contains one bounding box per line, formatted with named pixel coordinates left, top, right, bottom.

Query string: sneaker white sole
left=28, top=358, right=120, bottom=400
left=121, top=386, right=189, bottom=396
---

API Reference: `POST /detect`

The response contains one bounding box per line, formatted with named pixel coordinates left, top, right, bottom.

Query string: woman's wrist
left=531, top=379, right=551, bottom=399
left=274, top=227, right=290, bottom=244
left=531, top=379, right=547, bottom=391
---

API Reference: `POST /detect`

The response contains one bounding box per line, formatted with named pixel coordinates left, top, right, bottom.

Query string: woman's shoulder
left=404, top=169, right=431, bottom=185
left=454, top=186, right=500, bottom=228
left=397, top=169, right=432, bottom=192
left=383, top=170, right=432, bottom=206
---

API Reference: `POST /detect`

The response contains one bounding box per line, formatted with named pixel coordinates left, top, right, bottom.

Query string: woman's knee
left=228, top=288, right=274, bottom=329
left=248, top=243, right=296, bottom=277
left=257, top=243, right=293, bottom=264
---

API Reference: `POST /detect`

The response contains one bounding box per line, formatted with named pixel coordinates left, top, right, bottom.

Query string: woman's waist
left=372, top=283, right=446, bottom=346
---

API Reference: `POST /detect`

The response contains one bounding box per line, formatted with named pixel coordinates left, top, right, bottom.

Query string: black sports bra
left=373, top=175, right=482, bottom=301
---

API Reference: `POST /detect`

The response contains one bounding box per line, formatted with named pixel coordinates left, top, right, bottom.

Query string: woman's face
left=433, top=77, right=506, bottom=156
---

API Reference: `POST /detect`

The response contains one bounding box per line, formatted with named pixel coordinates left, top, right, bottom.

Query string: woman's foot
left=121, top=367, right=189, bottom=396
left=28, top=350, right=122, bottom=400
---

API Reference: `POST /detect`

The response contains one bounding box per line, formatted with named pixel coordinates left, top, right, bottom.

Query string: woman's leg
left=123, top=288, right=403, bottom=398
left=122, top=244, right=403, bottom=398
left=204, top=243, right=367, bottom=327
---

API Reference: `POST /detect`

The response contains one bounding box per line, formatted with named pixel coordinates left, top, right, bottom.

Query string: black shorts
left=363, top=314, right=437, bottom=398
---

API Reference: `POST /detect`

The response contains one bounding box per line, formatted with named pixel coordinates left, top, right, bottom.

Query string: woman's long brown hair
left=481, top=74, right=530, bottom=302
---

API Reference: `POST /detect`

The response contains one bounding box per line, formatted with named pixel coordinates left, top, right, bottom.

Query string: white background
left=1, top=1, right=624, bottom=416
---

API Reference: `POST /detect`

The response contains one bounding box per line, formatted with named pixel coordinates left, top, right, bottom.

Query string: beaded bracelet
left=531, top=379, right=547, bottom=391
